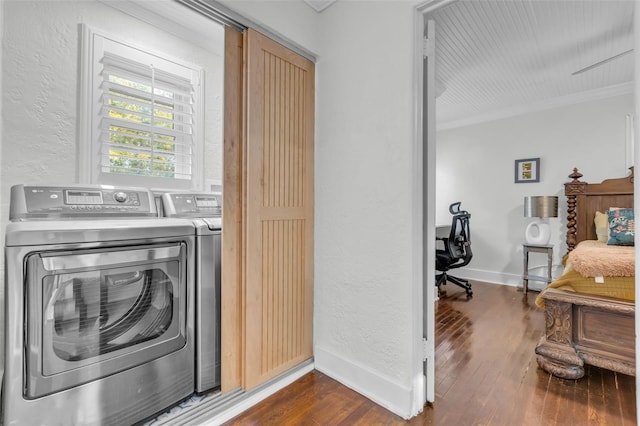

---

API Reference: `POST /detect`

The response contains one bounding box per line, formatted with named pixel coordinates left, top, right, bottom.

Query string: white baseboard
left=314, top=346, right=414, bottom=419
left=449, top=267, right=521, bottom=286
left=450, top=267, right=556, bottom=292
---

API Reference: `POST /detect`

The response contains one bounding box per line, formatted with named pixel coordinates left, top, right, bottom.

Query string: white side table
left=522, top=243, right=553, bottom=294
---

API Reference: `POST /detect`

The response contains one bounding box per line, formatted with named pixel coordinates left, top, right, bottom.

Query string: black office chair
left=436, top=202, right=473, bottom=297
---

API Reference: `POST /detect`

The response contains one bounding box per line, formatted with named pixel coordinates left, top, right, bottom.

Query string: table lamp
left=524, top=196, right=558, bottom=245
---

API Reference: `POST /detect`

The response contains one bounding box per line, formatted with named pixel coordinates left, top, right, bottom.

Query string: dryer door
left=24, top=242, right=188, bottom=398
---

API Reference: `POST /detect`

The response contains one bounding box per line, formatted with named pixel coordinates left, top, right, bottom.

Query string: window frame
left=78, top=24, right=204, bottom=191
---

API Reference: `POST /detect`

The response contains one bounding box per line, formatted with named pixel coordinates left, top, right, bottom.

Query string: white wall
left=221, top=0, right=423, bottom=418
left=314, top=1, right=421, bottom=418
left=436, top=93, right=634, bottom=289
left=0, top=0, right=4, bottom=222
left=0, top=0, right=223, bottom=275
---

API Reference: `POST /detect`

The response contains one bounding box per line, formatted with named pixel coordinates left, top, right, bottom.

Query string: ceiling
left=428, top=0, right=635, bottom=129
left=139, top=0, right=633, bottom=130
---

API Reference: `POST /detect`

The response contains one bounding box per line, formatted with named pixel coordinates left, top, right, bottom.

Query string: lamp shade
left=524, top=196, right=558, bottom=245
left=524, top=196, right=558, bottom=218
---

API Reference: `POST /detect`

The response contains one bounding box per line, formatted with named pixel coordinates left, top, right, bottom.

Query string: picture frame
left=515, top=158, right=540, bottom=183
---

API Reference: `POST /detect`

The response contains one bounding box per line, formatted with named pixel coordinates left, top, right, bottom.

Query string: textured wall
left=0, top=0, right=223, bottom=217
left=0, top=0, right=223, bottom=293
left=313, top=1, right=420, bottom=417
left=221, top=0, right=423, bottom=417
left=2, top=1, right=78, bottom=192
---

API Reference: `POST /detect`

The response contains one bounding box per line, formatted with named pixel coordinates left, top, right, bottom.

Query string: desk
left=522, top=243, right=553, bottom=294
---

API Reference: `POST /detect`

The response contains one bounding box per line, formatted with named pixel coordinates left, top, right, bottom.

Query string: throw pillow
left=594, top=211, right=608, bottom=243
left=607, top=208, right=635, bottom=246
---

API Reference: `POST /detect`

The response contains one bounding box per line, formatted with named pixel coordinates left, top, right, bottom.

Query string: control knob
left=114, top=192, right=128, bottom=203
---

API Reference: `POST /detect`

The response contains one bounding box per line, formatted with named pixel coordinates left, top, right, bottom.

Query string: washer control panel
left=9, top=184, right=157, bottom=220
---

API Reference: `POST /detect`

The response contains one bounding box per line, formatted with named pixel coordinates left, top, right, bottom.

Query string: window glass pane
left=99, top=50, right=196, bottom=182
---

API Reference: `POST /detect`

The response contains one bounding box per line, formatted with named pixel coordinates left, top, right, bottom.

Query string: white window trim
left=78, top=23, right=204, bottom=191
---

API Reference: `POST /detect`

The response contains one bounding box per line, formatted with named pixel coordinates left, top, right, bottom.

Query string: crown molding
left=437, top=82, right=634, bottom=131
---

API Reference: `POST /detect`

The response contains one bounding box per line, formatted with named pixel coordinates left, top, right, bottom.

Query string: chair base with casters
left=435, top=271, right=473, bottom=297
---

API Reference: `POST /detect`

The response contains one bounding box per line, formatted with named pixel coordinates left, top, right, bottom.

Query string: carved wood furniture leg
left=535, top=299, right=584, bottom=379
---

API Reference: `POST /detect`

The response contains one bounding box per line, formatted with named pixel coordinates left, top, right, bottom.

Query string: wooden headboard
left=564, top=167, right=634, bottom=252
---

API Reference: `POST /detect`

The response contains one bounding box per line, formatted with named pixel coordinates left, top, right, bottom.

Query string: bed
left=534, top=167, right=635, bottom=380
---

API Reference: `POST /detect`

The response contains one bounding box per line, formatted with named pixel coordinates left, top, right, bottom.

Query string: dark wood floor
left=223, top=282, right=636, bottom=425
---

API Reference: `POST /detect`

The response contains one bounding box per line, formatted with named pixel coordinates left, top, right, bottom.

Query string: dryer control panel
left=162, top=192, right=222, bottom=218
left=9, top=184, right=157, bottom=220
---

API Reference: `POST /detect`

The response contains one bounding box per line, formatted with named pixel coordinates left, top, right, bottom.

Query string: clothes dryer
left=3, top=184, right=196, bottom=426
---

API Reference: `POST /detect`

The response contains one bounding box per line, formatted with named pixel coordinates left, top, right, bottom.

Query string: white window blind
left=101, top=52, right=194, bottom=180
left=80, top=26, right=203, bottom=190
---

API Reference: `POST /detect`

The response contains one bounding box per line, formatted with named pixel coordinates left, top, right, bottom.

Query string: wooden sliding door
left=221, top=25, right=244, bottom=393
left=243, top=29, right=315, bottom=389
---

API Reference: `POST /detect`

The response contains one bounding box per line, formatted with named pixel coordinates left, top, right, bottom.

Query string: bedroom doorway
left=418, top=1, right=640, bottom=420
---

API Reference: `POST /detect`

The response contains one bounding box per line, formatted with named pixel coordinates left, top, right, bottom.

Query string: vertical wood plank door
left=244, top=29, right=315, bottom=389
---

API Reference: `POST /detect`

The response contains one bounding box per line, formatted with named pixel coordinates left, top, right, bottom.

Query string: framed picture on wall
left=515, top=158, right=540, bottom=183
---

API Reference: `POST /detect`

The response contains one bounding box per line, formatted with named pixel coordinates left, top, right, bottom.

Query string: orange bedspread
left=569, top=240, right=634, bottom=277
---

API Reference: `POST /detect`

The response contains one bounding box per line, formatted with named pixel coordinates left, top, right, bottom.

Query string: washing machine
left=3, top=184, right=196, bottom=426
left=161, top=192, right=221, bottom=394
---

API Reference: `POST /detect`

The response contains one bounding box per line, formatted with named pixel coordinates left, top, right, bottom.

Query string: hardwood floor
left=223, top=282, right=636, bottom=425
